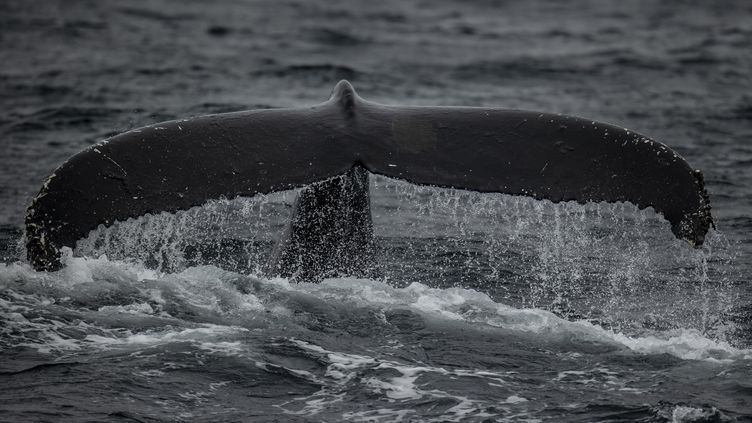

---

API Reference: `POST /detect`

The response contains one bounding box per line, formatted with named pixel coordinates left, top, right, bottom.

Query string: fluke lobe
left=25, top=80, right=713, bottom=277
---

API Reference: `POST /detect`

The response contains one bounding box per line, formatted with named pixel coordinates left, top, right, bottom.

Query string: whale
left=25, top=80, right=713, bottom=279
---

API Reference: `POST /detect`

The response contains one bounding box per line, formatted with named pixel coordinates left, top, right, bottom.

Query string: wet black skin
left=25, top=81, right=712, bottom=276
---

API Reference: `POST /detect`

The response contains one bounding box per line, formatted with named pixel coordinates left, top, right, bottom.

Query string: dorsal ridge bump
left=330, top=80, right=358, bottom=116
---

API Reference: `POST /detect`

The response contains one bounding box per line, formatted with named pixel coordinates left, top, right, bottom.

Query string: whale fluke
left=25, top=80, right=713, bottom=274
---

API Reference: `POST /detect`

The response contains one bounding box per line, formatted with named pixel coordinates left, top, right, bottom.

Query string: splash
left=1, top=257, right=748, bottom=361
left=43, top=174, right=742, bottom=346
left=1, top=256, right=749, bottom=421
left=75, top=189, right=298, bottom=274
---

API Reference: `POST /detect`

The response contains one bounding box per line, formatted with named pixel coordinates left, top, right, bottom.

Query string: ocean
left=1, top=0, right=751, bottom=421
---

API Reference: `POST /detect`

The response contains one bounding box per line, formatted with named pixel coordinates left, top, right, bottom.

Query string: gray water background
left=1, top=0, right=752, bottom=421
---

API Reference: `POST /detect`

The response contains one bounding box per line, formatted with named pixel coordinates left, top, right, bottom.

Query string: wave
left=63, top=175, right=743, bottom=344
left=1, top=254, right=748, bottom=363
left=1, top=255, right=748, bottom=421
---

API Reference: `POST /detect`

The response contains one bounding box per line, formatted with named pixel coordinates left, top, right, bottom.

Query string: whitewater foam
left=302, top=278, right=751, bottom=362
left=1, top=257, right=749, bottom=362
left=281, top=338, right=524, bottom=420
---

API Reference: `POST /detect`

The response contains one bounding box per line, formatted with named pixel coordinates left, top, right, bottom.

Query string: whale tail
left=25, top=80, right=713, bottom=278
left=266, top=165, right=376, bottom=282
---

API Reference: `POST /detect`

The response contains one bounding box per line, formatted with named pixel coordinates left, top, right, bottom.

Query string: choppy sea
left=1, top=0, right=751, bottom=421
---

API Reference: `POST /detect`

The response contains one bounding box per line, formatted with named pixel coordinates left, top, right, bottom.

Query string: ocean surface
left=1, top=0, right=751, bottom=421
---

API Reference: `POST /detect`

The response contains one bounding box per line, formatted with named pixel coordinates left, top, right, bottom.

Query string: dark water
left=2, top=0, right=752, bottom=421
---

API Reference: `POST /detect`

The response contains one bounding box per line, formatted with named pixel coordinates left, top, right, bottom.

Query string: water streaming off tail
left=369, top=175, right=739, bottom=340
left=76, top=189, right=299, bottom=274
left=74, top=173, right=740, bottom=342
